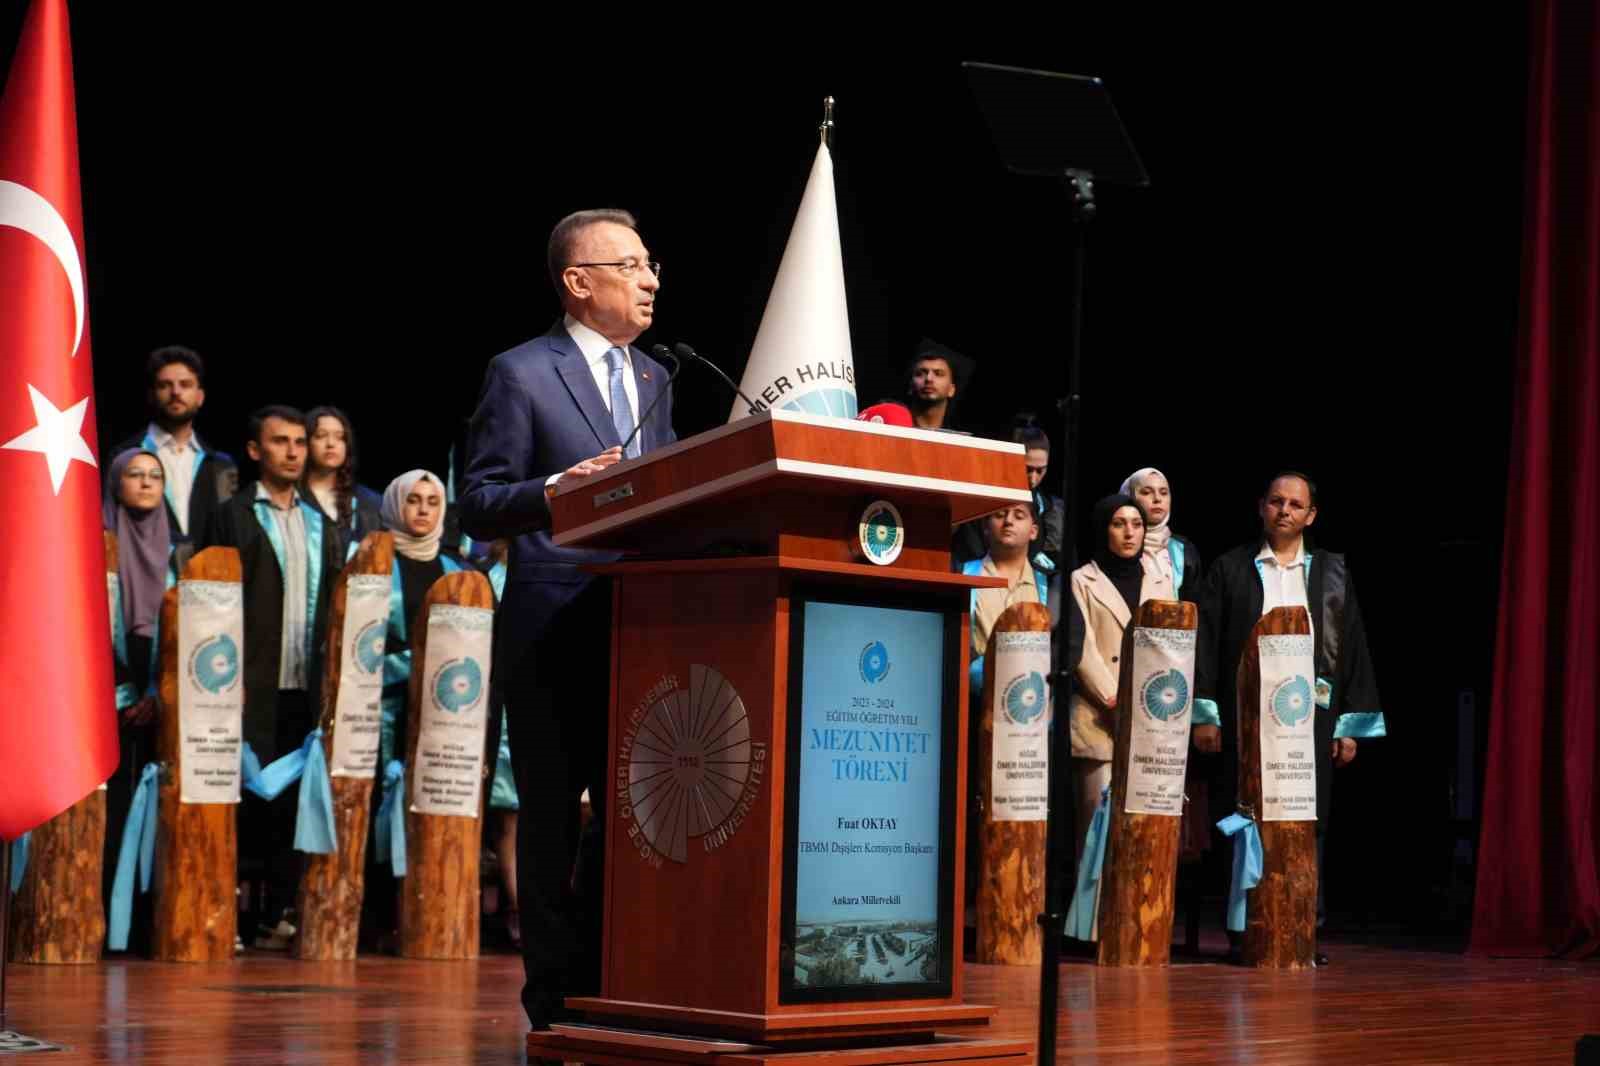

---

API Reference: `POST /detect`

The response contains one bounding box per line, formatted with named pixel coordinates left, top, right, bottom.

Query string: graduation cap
left=906, top=337, right=976, bottom=392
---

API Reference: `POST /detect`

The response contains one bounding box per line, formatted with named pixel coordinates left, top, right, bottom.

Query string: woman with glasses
left=100, top=447, right=179, bottom=953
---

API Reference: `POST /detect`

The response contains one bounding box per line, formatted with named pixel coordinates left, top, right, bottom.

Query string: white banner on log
left=177, top=580, right=245, bottom=804
left=1125, top=626, right=1196, bottom=816
left=330, top=574, right=390, bottom=778
left=410, top=604, right=493, bottom=818
left=989, top=630, right=1050, bottom=822
left=1258, top=633, right=1317, bottom=822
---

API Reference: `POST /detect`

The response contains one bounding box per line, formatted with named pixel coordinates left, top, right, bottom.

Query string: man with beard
left=195, top=406, right=343, bottom=949
left=110, top=346, right=237, bottom=569
left=905, top=338, right=973, bottom=432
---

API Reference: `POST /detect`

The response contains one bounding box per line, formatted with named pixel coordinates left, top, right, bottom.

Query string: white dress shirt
left=255, top=484, right=311, bottom=690
left=147, top=422, right=200, bottom=534
left=1255, top=539, right=1315, bottom=650
left=563, top=314, right=639, bottom=421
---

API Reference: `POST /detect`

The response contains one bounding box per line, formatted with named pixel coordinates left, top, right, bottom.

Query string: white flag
left=732, top=141, right=856, bottom=421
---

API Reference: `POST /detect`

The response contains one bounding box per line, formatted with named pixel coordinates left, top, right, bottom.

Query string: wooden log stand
left=974, top=601, right=1052, bottom=965
left=152, top=547, right=241, bottom=963
left=398, top=568, right=495, bottom=960
left=296, top=531, right=393, bottom=961
left=1237, top=605, right=1317, bottom=969
left=1096, top=599, right=1197, bottom=968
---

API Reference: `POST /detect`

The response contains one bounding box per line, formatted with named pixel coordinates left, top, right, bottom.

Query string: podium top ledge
left=553, top=410, right=1024, bottom=501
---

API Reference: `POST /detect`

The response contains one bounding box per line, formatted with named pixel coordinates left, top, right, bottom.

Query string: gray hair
left=547, top=208, right=641, bottom=292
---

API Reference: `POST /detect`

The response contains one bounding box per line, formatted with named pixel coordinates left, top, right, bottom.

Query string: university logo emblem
left=858, top=499, right=905, bottom=566
left=1002, top=671, right=1047, bottom=725
left=859, top=640, right=890, bottom=684
left=618, top=665, right=767, bottom=867
left=1141, top=669, right=1190, bottom=722
left=431, top=657, right=484, bottom=714
left=189, top=633, right=240, bottom=694
left=1270, top=675, right=1313, bottom=728
left=354, top=619, right=386, bottom=675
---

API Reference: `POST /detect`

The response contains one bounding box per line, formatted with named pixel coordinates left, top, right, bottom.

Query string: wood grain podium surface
left=2, top=944, right=1596, bottom=1063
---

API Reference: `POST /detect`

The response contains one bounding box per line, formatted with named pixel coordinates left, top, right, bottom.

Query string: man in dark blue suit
left=459, top=208, right=674, bottom=1029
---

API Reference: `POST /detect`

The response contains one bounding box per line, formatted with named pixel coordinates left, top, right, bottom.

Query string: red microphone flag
left=0, top=0, right=118, bottom=840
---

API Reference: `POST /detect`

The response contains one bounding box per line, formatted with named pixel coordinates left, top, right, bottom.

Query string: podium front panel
left=778, top=587, right=962, bottom=1004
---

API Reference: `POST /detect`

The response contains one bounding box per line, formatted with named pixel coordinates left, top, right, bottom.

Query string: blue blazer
left=459, top=321, right=676, bottom=673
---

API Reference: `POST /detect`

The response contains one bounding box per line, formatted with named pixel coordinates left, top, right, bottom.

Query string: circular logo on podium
left=354, top=619, right=386, bottom=675
left=1002, top=671, right=1048, bottom=725
left=859, top=641, right=890, bottom=684
left=858, top=500, right=905, bottom=566
left=430, top=657, right=484, bottom=714
left=187, top=633, right=240, bottom=695
left=1269, top=675, right=1313, bottom=727
left=1140, top=669, right=1190, bottom=722
left=619, top=665, right=767, bottom=867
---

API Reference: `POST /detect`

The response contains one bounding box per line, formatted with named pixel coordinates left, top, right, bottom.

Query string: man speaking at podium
left=460, top=209, right=675, bottom=1030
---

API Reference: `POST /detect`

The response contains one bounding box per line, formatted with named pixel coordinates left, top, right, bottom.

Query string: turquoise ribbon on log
left=374, top=760, right=407, bottom=877
left=1217, top=812, right=1263, bottom=933
left=9, top=832, right=29, bottom=893
left=1064, top=785, right=1110, bottom=940
left=108, top=763, right=159, bottom=951
left=242, top=732, right=338, bottom=855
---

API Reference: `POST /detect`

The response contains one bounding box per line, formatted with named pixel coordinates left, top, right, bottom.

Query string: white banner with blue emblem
left=410, top=604, right=493, bottom=818
left=1125, top=627, right=1196, bottom=816
left=1258, top=633, right=1317, bottom=822
left=330, top=574, right=391, bottom=778
left=177, top=580, right=245, bottom=804
left=989, top=630, right=1051, bottom=821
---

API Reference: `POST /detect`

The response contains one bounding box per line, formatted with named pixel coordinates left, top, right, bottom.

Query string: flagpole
left=1, top=837, right=12, bottom=1033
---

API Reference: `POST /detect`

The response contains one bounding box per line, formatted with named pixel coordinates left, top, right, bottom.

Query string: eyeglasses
left=570, top=259, right=661, bottom=279
left=123, top=470, right=164, bottom=482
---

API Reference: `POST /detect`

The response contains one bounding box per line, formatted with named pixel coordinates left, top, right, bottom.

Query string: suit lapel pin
left=642, top=370, right=652, bottom=381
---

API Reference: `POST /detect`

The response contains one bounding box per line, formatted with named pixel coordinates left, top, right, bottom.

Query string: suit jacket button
left=1110, top=655, right=1119, bottom=662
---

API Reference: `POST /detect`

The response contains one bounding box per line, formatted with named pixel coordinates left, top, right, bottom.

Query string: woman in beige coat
left=1068, top=494, right=1176, bottom=907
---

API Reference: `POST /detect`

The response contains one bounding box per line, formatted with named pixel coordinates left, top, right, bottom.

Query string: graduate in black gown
left=1192, top=471, right=1386, bottom=961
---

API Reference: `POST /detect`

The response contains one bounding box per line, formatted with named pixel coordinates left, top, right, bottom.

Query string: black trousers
left=237, top=689, right=313, bottom=931
left=505, top=580, right=612, bottom=1029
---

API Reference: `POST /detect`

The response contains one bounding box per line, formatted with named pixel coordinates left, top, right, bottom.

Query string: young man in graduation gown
left=1191, top=471, right=1386, bottom=963
left=109, top=346, right=238, bottom=571
left=194, top=405, right=343, bottom=946
left=459, top=209, right=675, bottom=1031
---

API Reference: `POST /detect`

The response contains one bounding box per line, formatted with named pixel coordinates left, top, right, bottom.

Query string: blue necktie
left=606, top=347, right=640, bottom=458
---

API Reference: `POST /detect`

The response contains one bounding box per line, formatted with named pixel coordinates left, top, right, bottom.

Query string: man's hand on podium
left=1330, top=737, right=1357, bottom=768
left=547, top=446, right=624, bottom=497
left=1192, top=724, right=1221, bottom=753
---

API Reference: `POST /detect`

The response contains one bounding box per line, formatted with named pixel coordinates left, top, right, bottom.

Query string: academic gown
left=1193, top=542, right=1386, bottom=823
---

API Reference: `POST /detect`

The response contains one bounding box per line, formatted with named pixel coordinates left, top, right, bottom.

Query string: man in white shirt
left=1193, top=472, right=1387, bottom=964
left=108, top=346, right=237, bottom=563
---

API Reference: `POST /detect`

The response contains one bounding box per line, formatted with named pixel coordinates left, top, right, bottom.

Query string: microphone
left=620, top=344, right=682, bottom=455
left=673, top=342, right=761, bottom=416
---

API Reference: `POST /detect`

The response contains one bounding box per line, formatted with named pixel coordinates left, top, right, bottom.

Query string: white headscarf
left=381, top=469, right=445, bottom=562
left=1118, top=467, right=1172, bottom=580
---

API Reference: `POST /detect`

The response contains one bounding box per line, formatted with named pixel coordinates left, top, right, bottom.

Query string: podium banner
left=329, top=574, right=389, bottom=778
left=988, top=630, right=1049, bottom=822
left=1124, top=626, right=1195, bottom=816
left=176, top=580, right=244, bottom=804
left=1257, top=633, right=1317, bottom=822
left=409, top=604, right=492, bottom=818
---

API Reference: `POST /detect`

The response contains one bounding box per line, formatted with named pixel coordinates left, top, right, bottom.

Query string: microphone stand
left=620, top=346, right=682, bottom=455
left=673, top=343, right=761, bottom=416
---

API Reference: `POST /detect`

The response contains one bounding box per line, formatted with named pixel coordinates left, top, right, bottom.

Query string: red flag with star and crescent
left=0, top=0, right=118, bottom=840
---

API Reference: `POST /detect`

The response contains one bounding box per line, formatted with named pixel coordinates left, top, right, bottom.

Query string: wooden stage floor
left=2, top=943, right=1596, bottom=1064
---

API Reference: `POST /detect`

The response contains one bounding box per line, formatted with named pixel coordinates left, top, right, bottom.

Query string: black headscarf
left=1089, top=493, right=1147, bottom=615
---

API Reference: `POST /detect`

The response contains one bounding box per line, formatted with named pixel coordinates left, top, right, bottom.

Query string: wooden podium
left=529, top=411, right=1035, bottom=1066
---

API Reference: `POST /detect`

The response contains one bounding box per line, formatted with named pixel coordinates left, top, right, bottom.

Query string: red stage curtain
left=1470, top=0, right=1600, bottom=957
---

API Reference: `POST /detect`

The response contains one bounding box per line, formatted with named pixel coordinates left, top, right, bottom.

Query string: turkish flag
left=0, top=0, right=118, bottom=840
